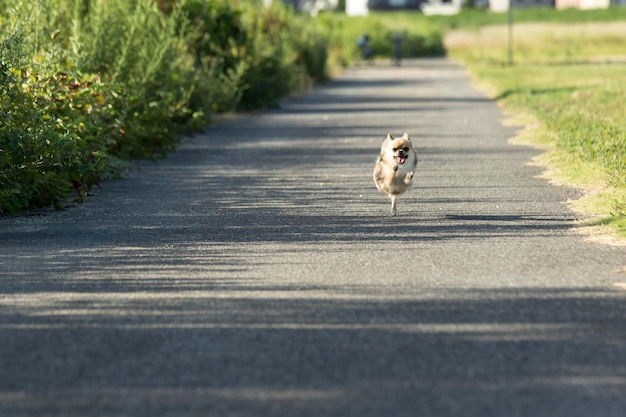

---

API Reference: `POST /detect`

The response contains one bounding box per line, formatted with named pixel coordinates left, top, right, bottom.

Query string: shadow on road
left=1, top=284, right=626, bottom=416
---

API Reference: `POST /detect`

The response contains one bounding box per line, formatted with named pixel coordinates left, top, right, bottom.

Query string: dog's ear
left=386, top=133, right=394, bottom=141
left=402, top=132, right=410, bottom=140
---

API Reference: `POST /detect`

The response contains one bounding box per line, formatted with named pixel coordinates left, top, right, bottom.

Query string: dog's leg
left=404, top=171, right=414, bottom=185
left=373, top=165, right=383, bottom=191
left=390, top=195, right=397, bottom=216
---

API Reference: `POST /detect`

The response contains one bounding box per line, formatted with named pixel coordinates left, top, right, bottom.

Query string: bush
left=181, top=0, right=330, bottom=111
left=68, top=0, right=202, bottom=158
left=0, top=0, right=337, bottom=213
left=1, top=0, right=199, bottom=212
left=180, top=0, right=248, bottom=112
left=0, top=30, right=125, bottom=212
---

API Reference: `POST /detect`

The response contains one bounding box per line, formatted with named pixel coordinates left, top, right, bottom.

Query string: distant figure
left=393, top=35, right=402, bottom=67
left=357, top=34, right=373, bottom=65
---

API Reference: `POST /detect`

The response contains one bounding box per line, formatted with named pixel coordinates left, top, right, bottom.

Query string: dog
left=373, top=132, right=417, bottom=216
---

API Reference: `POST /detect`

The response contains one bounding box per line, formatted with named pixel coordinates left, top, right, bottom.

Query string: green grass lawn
left=373, top=8, right=626, bottom=239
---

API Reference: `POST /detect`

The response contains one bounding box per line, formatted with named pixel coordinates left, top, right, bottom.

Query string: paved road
left=2, top=58, right=626, bottom=417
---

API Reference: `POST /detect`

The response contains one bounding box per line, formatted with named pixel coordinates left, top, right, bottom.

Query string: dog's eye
left=392, top=147, right=399, bottom=152
left=403, top=147, right=409, bottom=152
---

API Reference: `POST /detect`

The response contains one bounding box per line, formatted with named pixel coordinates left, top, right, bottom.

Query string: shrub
left=68, top=0, right=202, bottom=158
left=0, top=0, right=367, bottom=213
left=180, top=0, right=248, bottom=112
left=0, top=30, right=124, bottom=212
left=181, top=0, right=330, bottom=111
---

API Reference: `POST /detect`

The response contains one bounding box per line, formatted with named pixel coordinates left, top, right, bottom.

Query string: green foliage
left=68, top=0, right=201, bottom=158
left=181, top=0, right=330, bottom=111
left=0, top=0, right=335, bottom=213
left=0, top=30, right=125, bottom=212
left=181, top=0, right=248, bottom=112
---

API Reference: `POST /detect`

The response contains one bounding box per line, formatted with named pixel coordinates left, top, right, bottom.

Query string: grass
left=374, top=6, right=626, bottom=32
left=439, top=12, right=626, bottom=239
left=445, top=22, right=626, bottom=65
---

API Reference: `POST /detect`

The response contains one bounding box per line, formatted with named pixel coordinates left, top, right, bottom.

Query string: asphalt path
left=2, top=58, right=626, bottom=417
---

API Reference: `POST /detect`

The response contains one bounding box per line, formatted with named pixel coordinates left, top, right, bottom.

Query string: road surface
left=2, top=59, right=626, bottom=417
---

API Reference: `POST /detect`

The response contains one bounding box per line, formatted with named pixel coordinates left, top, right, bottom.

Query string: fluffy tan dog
left=373, top=132, right=418, bottom=216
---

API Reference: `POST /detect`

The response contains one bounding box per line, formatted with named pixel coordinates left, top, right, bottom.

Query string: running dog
left=373, top=132, right=417, bottom=216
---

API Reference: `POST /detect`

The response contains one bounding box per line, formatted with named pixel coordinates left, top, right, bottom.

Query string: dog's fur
left=373, top=132, right=417, bottom=216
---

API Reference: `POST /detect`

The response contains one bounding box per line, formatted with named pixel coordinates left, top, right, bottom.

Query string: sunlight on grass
left=444, top=21, right=626, bottom=241
left=446, top=22, right=626, bottom=65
